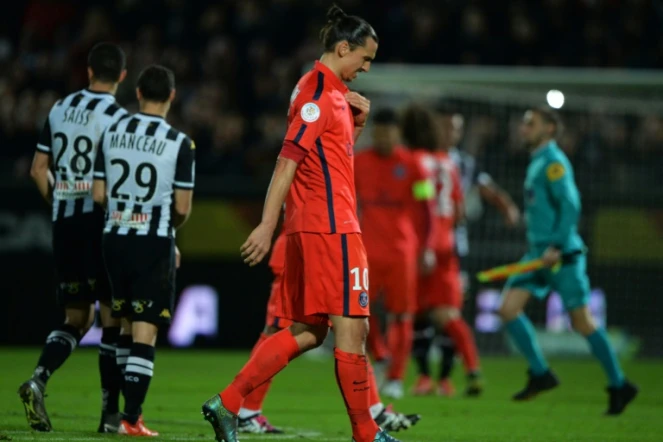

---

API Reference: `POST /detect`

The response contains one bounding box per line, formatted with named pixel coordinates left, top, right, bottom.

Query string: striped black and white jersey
left=37, top=89, right=129, bottom=222
left=93, top=112, right=195, bottom=238
left=448, top=146, right=492, bottom=196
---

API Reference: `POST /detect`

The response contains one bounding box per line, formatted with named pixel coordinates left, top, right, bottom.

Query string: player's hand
left=175, top=245, right=181, bottom=269
left=240, top=223, right=274, bottom=267
left=419, top=248, right=437, bottom=275
left=504, top=205, right=521, bottom=227
left=541, top=246, right=561, bottom=268
left=345, top=92, right=370, bottom=127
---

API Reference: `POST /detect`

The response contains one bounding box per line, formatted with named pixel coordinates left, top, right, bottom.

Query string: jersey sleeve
left=283, top=95, right=330, bottom=152
left=545, top=160, right=580, bottom=248
left=93, top=133, right=106, bottom=180
left=36, top=117, right=52, bottom=154
left=174, top=136, right=196, bottom=189
left=411, top=159, right=435, bottom=201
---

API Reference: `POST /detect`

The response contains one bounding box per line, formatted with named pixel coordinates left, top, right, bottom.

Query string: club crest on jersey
left=301, top=103, right=320, bottom=122
left=358, top=291, right=369, bottom=308
left=393, top=164, right=406, bottom=179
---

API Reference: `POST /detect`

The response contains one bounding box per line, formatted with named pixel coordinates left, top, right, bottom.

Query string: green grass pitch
left=1, top=348, right=661, bottom=441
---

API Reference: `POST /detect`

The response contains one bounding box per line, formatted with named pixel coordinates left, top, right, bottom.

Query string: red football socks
left=367, top=315, right=390, bottom=362
left=240, top=333, right=273, bottom=411
left=444, top=318, right=480, bottom=373
left=366, top=359, right=381, bottom=406
left=220, top=329, right=300, bottom=414
left=334, top=348, right=379, bottom=442
left=386, top=318, right=413, bottom=381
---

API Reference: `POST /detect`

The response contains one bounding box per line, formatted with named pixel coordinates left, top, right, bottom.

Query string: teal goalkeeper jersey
left=523, top=140, right=585, bottom=254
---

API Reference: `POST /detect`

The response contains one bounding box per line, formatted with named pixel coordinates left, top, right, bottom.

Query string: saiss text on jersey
left=36, top=89, right=129, bottom=221
left=93, top=112, right=195, bottom=238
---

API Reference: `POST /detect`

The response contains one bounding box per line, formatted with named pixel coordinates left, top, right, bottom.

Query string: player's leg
left=368, top=353, right=421, bottom=433
left=238, top=323, right=286, bottom=434
left=428, top=255, right=482, bottom=396
left=557, top=258, right=637, bottom=415
left=366, top=262, right=390, bottom=382
left=18, top=220, right=93, bottom=432
left=411, top=275, right=435, bottom=396
left=97, top=302, right=122, bottom=433
left=437, top=332, right=456, bottom=396
left=19, top=302, right=93, bottom=431
left=330, top=315, right=384, bottom=442
left=327, top=233, right=397, bottom=442
left=429, top=306, right=481, bottom=394
left=205, top=321, right=328, bottom=442
left=94, top=218, right=123, bottom=433
left=436, top=267, right=468, bottom=397
left=238, top=270, right=290, bottom=434
left=499, top=271, right=559, bottom=400
left=116, top=236, right=175, bottom=436
left=380, top=258, right=416, bottom=399
left=101, top=233, right=133, bottom=429
left=118, top=319, right=159, bottom=436
left=116, top=317, right=132, bottom=395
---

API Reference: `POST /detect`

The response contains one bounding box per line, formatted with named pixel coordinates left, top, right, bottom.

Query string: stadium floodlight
left=546, top=89, right=565, bottom=109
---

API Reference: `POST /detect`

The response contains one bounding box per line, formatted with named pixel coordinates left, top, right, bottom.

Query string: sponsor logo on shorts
left=358, top=291, right=369, bottom=308
left=159, top=309, right=171, bottom=319
left=112, top=299, right=125, bottom=311
left=132, top=300, right=153, bottom=314
left=60, top=282, right=80, bottom=294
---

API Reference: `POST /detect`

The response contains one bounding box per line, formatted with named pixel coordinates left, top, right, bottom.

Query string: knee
left=64, top=306, right=94, bottom=333
left=263, top=325, right=281, bottom=336
left=334, top=317, right=369, bottom=354
left=432, top=307, right=459, bottom=326
left=99, top=302, right=121, bottom=328
left=498, top=304, right=518, bottom=322
left=131, top=321, right=159, bottom=346
left=570, top=311, right=596, bottom=337
left=289, top=323, right=328, bottom=351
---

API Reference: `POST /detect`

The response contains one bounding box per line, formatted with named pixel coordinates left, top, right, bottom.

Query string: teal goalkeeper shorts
left=503, top=250, right=590, bottom=312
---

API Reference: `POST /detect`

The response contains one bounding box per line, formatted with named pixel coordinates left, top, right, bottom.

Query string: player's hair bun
left=326, top=4, right=348, bottom=23
left=319, top=4, right=378, bottom=53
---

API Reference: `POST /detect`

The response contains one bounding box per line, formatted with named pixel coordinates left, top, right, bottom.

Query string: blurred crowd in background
left=1, top=0, right=662, bottom=192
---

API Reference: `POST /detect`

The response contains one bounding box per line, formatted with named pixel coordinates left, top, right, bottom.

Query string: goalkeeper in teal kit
left=499, top=107, right=638, bottom=415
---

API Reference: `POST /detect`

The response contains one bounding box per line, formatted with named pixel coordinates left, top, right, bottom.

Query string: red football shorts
left=368, top=255, right=417, bottom=314
left=264, top=271, right=293, bottom=330
left=277, top=232, right=370, bottom=326
left=417, top=251, right=462, bottom=311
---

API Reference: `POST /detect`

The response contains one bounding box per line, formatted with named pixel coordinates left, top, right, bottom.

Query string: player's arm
left=92, top=133, right=108, bottom=208
left=241, top=94, right=328, bottom=266
left=545, top=161, right=580, bottom=255
left=173, top=136, right=196, bottom=228
left=31, top=117, right=53, bottom=205
left=413, top=176, right=437, bottom=273
left=411, top=164, right=436, bottom=248
left=477, top=172, right=520, bottom=227
left=241, top=155, right=298, bottom=266
left=345, top=92, right=370, bottom=143
left=31, top=152, right=52, bottom=205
